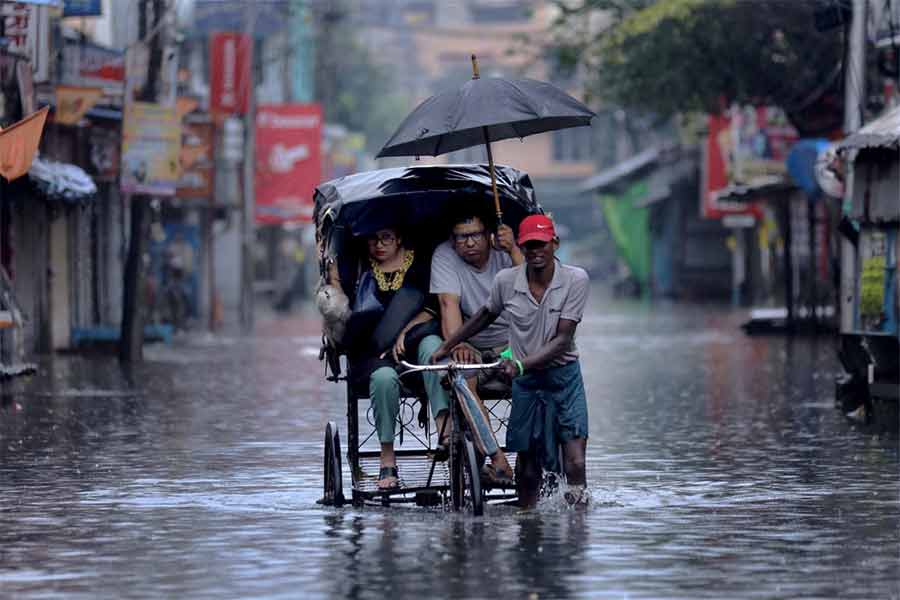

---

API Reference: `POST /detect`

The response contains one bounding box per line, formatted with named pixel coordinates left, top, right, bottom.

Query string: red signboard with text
left=255, top=104, right=322, bottom=225
left=209, top=32, right=251, bottom=116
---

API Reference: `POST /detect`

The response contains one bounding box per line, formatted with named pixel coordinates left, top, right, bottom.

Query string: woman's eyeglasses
left=367, top=232, right=397, bottom=246
left=452, top=230, right=486, bottom=246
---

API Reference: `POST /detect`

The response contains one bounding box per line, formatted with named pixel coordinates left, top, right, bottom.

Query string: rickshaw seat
left=476, top=378, right=512, bottom=400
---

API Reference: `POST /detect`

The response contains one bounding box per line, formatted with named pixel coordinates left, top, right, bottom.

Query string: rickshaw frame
left=314, top=164, right=543, bottom=514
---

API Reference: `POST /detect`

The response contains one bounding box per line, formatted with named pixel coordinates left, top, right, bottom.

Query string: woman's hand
left=391, top=329, right=407, bottom=362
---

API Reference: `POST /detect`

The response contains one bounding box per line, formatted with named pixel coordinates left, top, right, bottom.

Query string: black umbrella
left=376, top=55, right=595, bottom=220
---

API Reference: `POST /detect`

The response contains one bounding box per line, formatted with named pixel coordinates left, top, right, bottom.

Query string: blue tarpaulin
left=786, top=138, right=831, bottom=199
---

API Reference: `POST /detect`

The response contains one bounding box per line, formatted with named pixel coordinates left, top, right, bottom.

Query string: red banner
left=209, top=32, right=251, bottom=116
left=255, top=104, right=322, bottom=224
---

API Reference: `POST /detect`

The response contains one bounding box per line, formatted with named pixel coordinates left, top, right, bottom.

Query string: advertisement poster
left=702, top=106, right=798, bottom=220
left=121, top=102, right=180, bottom=196
left=209, top=32, right=251, bottom=116
left=177, top=122, right=214, bottom=199
left=858, top=229, right=892, bottom=332
left=255, top=104, right=322, bottom=224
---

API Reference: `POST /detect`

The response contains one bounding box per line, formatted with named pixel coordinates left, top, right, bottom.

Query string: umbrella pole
left=472, top=54, right=503, bottom=224
left=482, top=126, right=503, bottom=224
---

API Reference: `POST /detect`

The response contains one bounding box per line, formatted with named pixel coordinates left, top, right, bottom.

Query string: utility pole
left=240, top=3, right=257, bottom=333
left=840, top=0, right=867, bottom=333
left=119, top=0, right=166, bottom=362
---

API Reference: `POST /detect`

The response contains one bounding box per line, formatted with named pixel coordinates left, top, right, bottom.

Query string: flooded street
left=1, top=293, right=897, bottom=599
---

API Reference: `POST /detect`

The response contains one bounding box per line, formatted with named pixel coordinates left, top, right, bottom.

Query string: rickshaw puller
left=431, top=215, right=590, bottom=508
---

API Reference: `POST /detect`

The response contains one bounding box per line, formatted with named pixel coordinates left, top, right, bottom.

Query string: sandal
left=481, top=463, right=514, bottom=487
left=377, top=466, right=400, bottom=490
left=432, top=437, right=449, bottom=462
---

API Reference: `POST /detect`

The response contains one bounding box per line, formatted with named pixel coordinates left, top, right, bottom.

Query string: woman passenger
left=339, top=226, right=445, bottom=490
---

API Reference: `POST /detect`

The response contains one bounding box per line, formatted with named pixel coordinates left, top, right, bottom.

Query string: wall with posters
left=702, top=106, right=798, bottom=220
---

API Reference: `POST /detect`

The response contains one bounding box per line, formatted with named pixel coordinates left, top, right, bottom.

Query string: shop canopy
left=28, top=156, right=96, bottom=204
left=837, top=105, right=900, bottom=152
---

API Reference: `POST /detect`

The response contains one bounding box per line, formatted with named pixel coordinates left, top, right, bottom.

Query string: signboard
left=255, top=104, right=322, bottom=224
left=702, top=106, right=798, bottom=220
left=121, top=102, right=180, bottom=195
left=192, top=0, right=289, bottom=39
left=177, top=122, right=214, bottom=199
left=88, top=124, right=119, bottom=181
left=209, top=32, right=251, bottom=116
left=1, top=3, right=51, bottom=82
left=63, top=0, right=101, bottom=17
left=61, top=37, right=124, bottom=96
left=54, top=85, right=103, bottom=125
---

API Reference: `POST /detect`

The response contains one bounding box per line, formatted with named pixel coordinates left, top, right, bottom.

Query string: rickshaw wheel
left=322, top=421, right=345, bottom=507
left=450, top=437, right=483, bottom=516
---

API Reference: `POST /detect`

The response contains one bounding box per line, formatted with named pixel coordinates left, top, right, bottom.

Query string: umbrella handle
left=481, top=126, right=503, bottom=224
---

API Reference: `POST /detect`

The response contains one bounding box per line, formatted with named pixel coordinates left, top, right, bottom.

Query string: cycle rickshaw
left=314, top=164, right=543, bottom=514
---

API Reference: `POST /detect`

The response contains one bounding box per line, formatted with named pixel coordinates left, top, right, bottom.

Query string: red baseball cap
left=518, top=215, right=556, bottom=244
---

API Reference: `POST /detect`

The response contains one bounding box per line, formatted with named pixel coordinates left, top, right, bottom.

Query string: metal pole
left=240, top=4, right=257, bottom=333
left=840, top=0, right=867, bottom=333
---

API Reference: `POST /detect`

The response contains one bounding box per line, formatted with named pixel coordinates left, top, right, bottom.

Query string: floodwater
left=1, top=293, right=897, bottom=599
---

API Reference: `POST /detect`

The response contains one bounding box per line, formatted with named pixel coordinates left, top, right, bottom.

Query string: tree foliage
left=548, top=0, right=845, bottom=121
left=311, top=2, right=411, bottom=153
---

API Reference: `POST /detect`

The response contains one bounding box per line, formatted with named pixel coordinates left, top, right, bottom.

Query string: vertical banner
left=255, top=104, right=322, bottom=224
left=209, top=32, right=251, bottom=116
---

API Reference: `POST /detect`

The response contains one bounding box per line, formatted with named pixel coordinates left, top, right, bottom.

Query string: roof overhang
left=836, top=105, right=900, bottom=152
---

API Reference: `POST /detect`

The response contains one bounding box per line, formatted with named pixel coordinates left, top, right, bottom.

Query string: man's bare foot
left=564, top=485, right=589, bottom=507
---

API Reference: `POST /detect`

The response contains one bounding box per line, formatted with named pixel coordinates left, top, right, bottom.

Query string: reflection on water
left=1, top=298, right=897, bottom=599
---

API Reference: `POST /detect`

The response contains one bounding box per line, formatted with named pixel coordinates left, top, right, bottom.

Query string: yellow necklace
left=370, top=250, right=414, bottom=291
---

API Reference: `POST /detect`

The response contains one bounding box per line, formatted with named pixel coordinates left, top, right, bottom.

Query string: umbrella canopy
left=376, top=77, right=595, bottom=158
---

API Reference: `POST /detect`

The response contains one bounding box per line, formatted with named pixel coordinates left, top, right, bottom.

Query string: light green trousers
left=369, top=334, right=450, bottom=443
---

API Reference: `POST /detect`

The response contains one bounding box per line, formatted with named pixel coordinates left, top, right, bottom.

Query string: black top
left=345, top=252, right=437, bottom=392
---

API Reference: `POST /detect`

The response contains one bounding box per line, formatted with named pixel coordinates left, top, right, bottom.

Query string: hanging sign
left=55, top=85, right=103, bottom=125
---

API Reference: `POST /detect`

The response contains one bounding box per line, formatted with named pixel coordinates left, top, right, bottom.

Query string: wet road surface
left=1, top=294, right=898, bottom=599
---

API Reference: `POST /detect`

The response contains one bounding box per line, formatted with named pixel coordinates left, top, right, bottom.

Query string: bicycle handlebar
left=397, top=359, right=502, bottom=377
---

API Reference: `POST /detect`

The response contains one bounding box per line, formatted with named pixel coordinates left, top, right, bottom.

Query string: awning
left=713, top=177, right=797, bottom=203
left=28, top=156, right=97, bottom=203
left=578, top=146, right=661, bottom=192
left=836, top=105, right=900, bottom=152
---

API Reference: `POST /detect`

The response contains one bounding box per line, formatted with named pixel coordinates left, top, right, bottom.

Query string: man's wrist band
left=514, top=359, right=524, bottom=376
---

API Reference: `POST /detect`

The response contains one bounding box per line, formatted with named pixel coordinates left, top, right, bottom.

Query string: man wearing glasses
left=431, top=215, right=590, bottom=508
left=424, top=206, right=524, bottom=484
